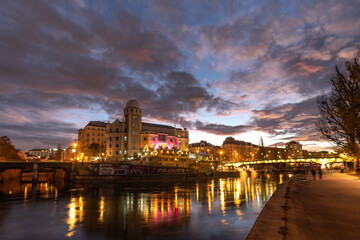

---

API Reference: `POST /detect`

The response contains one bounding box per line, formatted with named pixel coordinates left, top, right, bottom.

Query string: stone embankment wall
left=247, top=177, right=293, bottom=240
left=74, top=171, right=240, bottom=183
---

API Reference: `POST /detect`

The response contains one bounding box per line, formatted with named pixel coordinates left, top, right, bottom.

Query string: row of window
left=87, top=127, right=106, bottom=131
left=109, top=150, right=127, bottom=155
left=87, top=133, right=104, bottom=136
left=109, top=136, right=127, bottom=141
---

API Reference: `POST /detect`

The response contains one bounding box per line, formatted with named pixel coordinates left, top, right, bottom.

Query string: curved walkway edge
left=247, top=172, right=360, bottom=240
left=247, top=177, right=292, bottom=240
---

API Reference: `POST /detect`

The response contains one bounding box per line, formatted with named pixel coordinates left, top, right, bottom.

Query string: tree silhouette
left=0, top=136, right=21, bottom=161
left=317, top=50, right=360, bottom=169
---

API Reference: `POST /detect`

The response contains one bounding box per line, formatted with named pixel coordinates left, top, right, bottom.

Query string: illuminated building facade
left=28, top=148, right=65, bottom=160
left=222, top=137, right=258, bottom=162
left=285, top=141, right=303, bottom=158
left=78, top=100, right=189, bottom=161
left=77, top=121, right=107, bottom=160
left=188, top=141, right=222, bottom=161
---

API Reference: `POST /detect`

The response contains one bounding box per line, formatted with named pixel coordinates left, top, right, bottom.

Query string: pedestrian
left=311, top=168, right=316, bottom=180
left=318, top=168, right=322, bottom=180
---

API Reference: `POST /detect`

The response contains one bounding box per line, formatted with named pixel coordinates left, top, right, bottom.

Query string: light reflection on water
left=0, top=173, right=288, bottom=240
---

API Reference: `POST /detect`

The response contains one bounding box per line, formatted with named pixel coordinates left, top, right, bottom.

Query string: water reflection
left=63, top=173, right=285, bottom=239
left=0, top=173, right=288, bottom=240
left=0, top=179, right=66, bottom=201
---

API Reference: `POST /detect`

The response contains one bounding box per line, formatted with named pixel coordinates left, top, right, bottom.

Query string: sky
left=0, top=0, right=359, bottom=151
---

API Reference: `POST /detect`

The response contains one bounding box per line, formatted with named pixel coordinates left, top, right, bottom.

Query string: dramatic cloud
left=0, top=0, right=360, bottom=150
left=251, top=97, right=322, bottom=142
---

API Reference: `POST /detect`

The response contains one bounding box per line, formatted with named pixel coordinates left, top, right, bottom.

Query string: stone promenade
left=247, top=171, right=360, bottom=240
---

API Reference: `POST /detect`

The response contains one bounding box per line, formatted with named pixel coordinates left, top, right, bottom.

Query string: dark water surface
left=0, top=172, right=289, bottom=240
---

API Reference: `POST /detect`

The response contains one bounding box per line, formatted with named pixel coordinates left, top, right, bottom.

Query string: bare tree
left=317, top=50, right=360, bottom=169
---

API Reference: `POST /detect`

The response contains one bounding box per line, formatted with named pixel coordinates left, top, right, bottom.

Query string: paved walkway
left=247, top=171, right=360, bottom=240
left=287, top=171, right=360, bottom=240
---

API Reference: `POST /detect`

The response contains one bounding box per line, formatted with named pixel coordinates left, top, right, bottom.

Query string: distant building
left=77, top=121, right=107, bottom=159
left=188, top=140, right=222, bottom=161
left=77, top=100, right=189, bottom=161
left=285, top=141, right=303, bottom=158
left=222, top=137, right=258, bottom=162
left=304, top=151, right=337, bottom=158
left=28, top=148, right=64, bottom=160
left=16, top=150, right=26, bottom=159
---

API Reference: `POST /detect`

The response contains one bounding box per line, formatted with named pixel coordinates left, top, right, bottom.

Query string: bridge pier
left=32, top=163, right=38, bottom=183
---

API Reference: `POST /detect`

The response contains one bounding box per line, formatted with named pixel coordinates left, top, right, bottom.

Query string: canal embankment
left=73, top=171, right=240, bottom=183
left=247, top=171, right=360, bottom=240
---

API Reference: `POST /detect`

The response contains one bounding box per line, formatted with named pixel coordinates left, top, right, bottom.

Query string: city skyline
left=1, top=0, right=360, bottom=151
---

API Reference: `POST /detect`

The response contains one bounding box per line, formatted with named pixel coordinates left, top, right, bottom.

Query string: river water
left=0, top=172, right=289, bottom=240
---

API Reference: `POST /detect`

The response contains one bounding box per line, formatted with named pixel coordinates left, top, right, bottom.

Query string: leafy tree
left=0, top=136, right=21, bottom=161
left=87, top=143, right=100, bottom=160
left=317, top=50, right=360, bottom=169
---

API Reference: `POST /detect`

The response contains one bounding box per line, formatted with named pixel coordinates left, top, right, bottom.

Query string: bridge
left=0, top=161, right=74, bottom=182
left=224, top=157, right=344, bottom=169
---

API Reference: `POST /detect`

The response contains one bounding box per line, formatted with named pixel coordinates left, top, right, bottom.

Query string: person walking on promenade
left=311, top=168, right=316, bottom=180
left=318, top=168, right=323, bottom=179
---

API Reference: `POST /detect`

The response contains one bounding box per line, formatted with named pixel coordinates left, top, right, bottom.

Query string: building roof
left=86, top=121, right=108, bottom=127
left=222, top=137, right=257, bottom=147
left=142, top=122, right=182, bottom=130
left=126, top=99, right=140, bottom=108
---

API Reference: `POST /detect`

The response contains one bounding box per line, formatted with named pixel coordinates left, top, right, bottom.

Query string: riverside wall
left=73, top=171, right=240, bottom=183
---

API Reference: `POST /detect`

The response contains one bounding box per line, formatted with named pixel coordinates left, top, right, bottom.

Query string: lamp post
left=72, top=143, right=77, bottom=162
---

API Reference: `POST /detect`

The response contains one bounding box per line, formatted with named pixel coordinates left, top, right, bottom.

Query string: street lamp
left=72, top=143, right=77, bottom=161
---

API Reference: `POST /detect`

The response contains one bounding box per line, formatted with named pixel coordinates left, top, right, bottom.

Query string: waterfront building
left=188, top=140, right=222, bottom=161
left=77, top=121, right=107, bottom=160
left=222, top=137, right=258, bottom=162
left=303, top=150, right=337, bottom=158
left=78, top=100, right=189, bottom=161
left=28, top=148, right=64, bottom=160
left=285, top=141, right=303, bottom=158
left=259, top=146, right=287, bottom=160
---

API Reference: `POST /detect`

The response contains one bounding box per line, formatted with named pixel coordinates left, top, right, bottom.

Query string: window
left=134, top=145, right=137, bottom=150
left=134, top=139, right=137, bottom=143
left=109, top=129, right=112, bottom=133
left=116, top=128, right=119, bottom=133
left=158, top=135, right=166, bottom=142
left=144, top=137, right=147, bottom=141
left=109, top=137, right=112, bottom=141
left=119, top=150, right=121, bottom=155
left=116, top=151, right=119, bottom=155
left=124, top=150, right=127, bottom=155
left=116, top=136, right=119, bottom=141
left=133, top=123, right=137, bottom=128
left=92, top=133, right=95, bottom=136
left=98, top=133, right=100, bottom=136
left=152, top=137, right=155, bottom=141
left=133, top=132, right=137, bottom=136
left=98, top=138, right=100, bottom=141
left=124, top=136, right=127, bottom=141
left=116, top=144, right=119, bottom=148
left=133, top=115, right=137, bottom=119
left=170, top=139, right=173, bottom=142
left=109, top=151, right=112, bottom=155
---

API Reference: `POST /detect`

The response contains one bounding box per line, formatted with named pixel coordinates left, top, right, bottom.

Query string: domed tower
left=124, top=99, right=142, bottom=157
